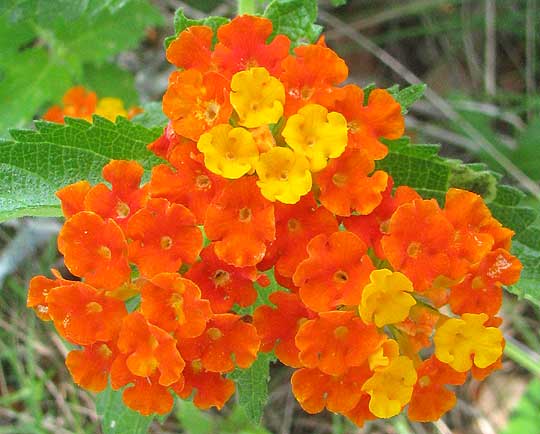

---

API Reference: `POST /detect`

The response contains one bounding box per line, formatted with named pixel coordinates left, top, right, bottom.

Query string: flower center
left=160, top=236, right=173, bottom=250
left=238, top=207, right=252, bottom=222
left=86, top=301, right=103, bottom=313
left=97, top=246, right=111, bottom=259
left=287, top=218, right=300, bottom=232
left=115, top=201, right=130, bottom=218
left=195, top=174, right=211, bottom=190
left=213, top=270, right=230, bottom=287
left=407, top=242, right=421, bottom=258
left=332, top=172, right=347, bottom=187
left=333, top=270, right=349, bottom=283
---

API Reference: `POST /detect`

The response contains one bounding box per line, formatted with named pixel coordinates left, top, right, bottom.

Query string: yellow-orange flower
left=359, top=269, right=416, bottom=327
left=255, top=147, right=312, bottom=204
left=434, top=313, right=503, bottom=372
left=362, top=356, right=417, bottom=418
left=282, top=104, right=347, bottom=172
left=95, top=97, right=128, bottom=121
left=197, top=124, right=259, bottom=179
left=230, top=67, right=285, bottom=128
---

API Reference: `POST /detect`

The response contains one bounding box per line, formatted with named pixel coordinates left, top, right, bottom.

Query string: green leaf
left=264, top=0, right=322, bottom=46
left=0, top=0, right=162, bottom=135
left=510, top=116, right=540, bottom=181
left=175, top=399, right=214, bottom=434
left=330, top=0, right=347, bottom=6
left=0, top=47, right=72, bottom=135
left=0, top=116, right=161, bottom=222
left=230, top=272, right=281, bottom=423
left=81, top=63, right=139, bottom=107
left=165, top=9, right=229, bottom=48
left=131, top=102, right=168, bottom=129
left=387, top=83, right=427, bottom=114
left=96, top=384, right=155, bottom=434
left=51, top=0, right=163, bottom=67
left=378, top=137, right=540, bottom=306
left=501, top=378, right=540, bottom=434
left=229, top=352, right=274, bottom=424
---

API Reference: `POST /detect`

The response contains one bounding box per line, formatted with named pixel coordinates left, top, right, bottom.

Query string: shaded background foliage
left=0, top=1, right=539, bottom=433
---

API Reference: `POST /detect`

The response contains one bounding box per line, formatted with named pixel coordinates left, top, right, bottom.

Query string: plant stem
left=238, top=0, right=257, bottom=15
left=504, top=335, right=540, bottom=377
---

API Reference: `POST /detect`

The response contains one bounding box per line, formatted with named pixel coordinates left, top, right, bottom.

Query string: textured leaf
left=131, top=102, right=168, bottom=129
left=387, top=83, right=427, bottom=114
left=164, top=9, right=229, bottom=48
left=378, top=137, right=540, bottom=306
left=264, top=0, right=322, bottom=46
left=230, top=272, right=280, bottom=423
left=96, top=384, right=155, bottom=434
left=229, top=353, right=274, bottom=424
left=0, top=116, right=161, bottom=222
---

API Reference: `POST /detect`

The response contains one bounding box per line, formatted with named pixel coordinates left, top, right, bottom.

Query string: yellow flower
left=255, top=147, right=312, bottom=204
left=230, top=67, right=285, bottom=128
left=359, top=269, right=416, bottom=327
left=362, top=356, right=417, bottom=418
left=197, top=124, right=259, bottom=179
left=281, top=104, right=347, bottom=172
left=95, top=97, right=128, bottom=121
left=368, top=339, right=400, bottom=371
left=434, top=313, right=503, bottom=372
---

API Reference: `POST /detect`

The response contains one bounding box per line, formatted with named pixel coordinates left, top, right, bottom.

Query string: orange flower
left=26, top=270, right=70, bottom=321
left=177, top=361, right=235, bottom=410
left=295, top=311, right=383, bottom=375
left=293, top=231, right=374, bottom=312
left=66, top=342, right=117, bottom=392
left=149, top=142, right=226, bottom=225
left=315, top=148, right=389, bottom=216
left=444, top=188, right=514, bottom=263
left=261, top=192, right=338, bottom=279
left=394, top=305, right=440, bottom=353
left=147, top=122, right=183, bottom=160
left=57, top=211, right=130, bottom=290
left=291, top=366, right=372, bottom=414
left=178, top=314, right=260, bottom=373
left=253, top=291, right=316, bottom=367
left=163, top=69, right=232, bottom=141
left=213, top=15, right=290, bottom=77
left=84, top=160, right=149, bottom=230
left=115, top=312, right=185, bottom=386
left=110, top=361, right=179, bottom=416
left=185, top=244, right=258, bottom=313
left=408, top=356, right=467, bottom=422
left=450, top=249, right=522, bottom=316
left=343, top=178, right=421, bottom=259
left=47, top=282, right=127, bottom=345
left=332, top=85, right=403, bottom=160
left=44, top=86, right=97, bottom=123
left=280, top=44, right=348, bottom=115
left=381, top=199, right=468, bottom=291
left=140, top=273, right=212, bottom=337
left=345, top=395, right=376, bottom=428
left=166, top=25, right=213, bottom=72
left=56, top=180, right=91, bottom=218
left=127, top=198, right=202, bottom=277
left=43, top=105, right=65, bottom=123
left=204, top=176, right=275, bottom=267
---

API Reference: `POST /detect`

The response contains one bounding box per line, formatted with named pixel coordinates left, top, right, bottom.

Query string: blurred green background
left=0, top=1, right=539, bottom=433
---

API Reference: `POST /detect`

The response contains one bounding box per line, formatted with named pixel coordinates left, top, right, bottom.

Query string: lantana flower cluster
left=43, top=85, right=142, bottom=124
left=28, top=15, right=523, bottom=424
